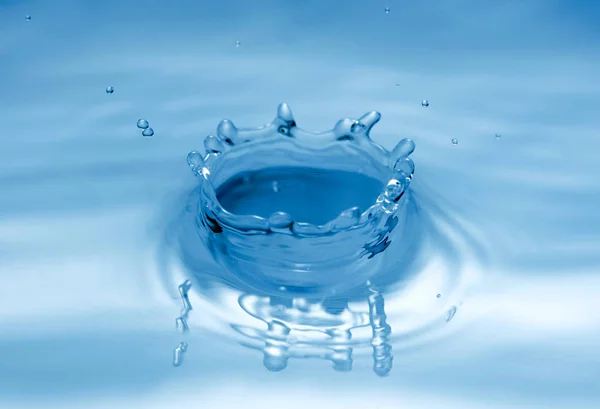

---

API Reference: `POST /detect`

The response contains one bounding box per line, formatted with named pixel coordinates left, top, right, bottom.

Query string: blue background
left=1, top=1, right=599, bottom=408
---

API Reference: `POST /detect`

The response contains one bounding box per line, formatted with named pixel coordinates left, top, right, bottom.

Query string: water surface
left=1, top=0, right=600, bottom=408
left=216, top=167, right=383, bottom=225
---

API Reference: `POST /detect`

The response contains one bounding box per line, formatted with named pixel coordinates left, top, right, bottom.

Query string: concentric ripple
left=155, top=105, right=488, bottom=376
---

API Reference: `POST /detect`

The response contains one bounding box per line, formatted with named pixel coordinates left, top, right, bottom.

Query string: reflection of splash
left=175, top=279, right=193, bottom=334
left=367, top=285, right=393, bottom=377
left=172, top=342, right=188, bottom=367
left=173, top=280, right=193, bottom=367
left=231, top=285, right=393, bottom=376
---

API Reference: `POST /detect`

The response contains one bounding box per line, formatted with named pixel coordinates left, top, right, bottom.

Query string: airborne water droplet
left=421, top=100, right=430, bottom=107
left=446, top=306, right=457, bottom=322
left=25, top=15, right=31, bottom=21
left=136, top=119, right=149, bottom=129
left=142, top=127, right=154, bottom=137
left=105, top=86, right=114, bottom=94
left=384, top=7, right=390, bottom=14
left=495, top=133, right=501, bottom=139
left=272, top=181, right=280, bottom=193
left=235, top=40, right=241, bottom=47
left=451, top=138, right=458, bottom=145
left=436, top=293, right=441, bottom=298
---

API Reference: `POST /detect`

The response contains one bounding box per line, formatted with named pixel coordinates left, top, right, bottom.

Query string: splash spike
left=276, top=102, right=295, bottom=123
left=217, top=119, right=238, bottom=145
left=204, top=134, right=226, bottom=154
left=391, top=138, right=415, bottom=162
left=357, top=111, right=381, bottom=133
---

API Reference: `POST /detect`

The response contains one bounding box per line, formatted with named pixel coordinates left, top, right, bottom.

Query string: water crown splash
left=180, top=103, right=421, bottom=375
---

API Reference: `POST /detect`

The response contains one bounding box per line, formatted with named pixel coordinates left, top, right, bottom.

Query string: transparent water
left=2, top=1, right=600, bottom=408
left=216, top=167, right=383, bottom=225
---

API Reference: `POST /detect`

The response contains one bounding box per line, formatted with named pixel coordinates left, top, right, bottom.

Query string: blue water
left=216, top=167, right=383, bottom=224
left=2, top=0, right=600, bottom=408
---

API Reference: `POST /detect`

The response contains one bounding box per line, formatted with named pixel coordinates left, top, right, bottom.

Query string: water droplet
left=436, top=293, right=441, bottom=298
left=395, top=83, right=400, bottom=87
left=173, top=342, right=188, bottom=367
left=446, top=306, right=457, bottom=322
left=142, top=127, right=154, bottom=137
left=272, top=181, right=280, bottom=193
left=186, top=151, right=204, bottom=175
left=384, top=7, right=391, bottom=14
left=495, top=133, right=501, bottom=139
left=136, top=119, right=149, bottom=129
left=235, top=40, right=241, bottom=47
left=421, top=100, right=430, bottom=107
left=451, top=138, right=458, bottom=145
left=105, top=86, right=114, bottom=94
left=25, top=15, right=31, bottom=21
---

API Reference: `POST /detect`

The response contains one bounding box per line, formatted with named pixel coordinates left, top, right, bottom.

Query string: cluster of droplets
left=173, top=280, right=193, bottom=367
left=136, top=118, right=154, bottom=137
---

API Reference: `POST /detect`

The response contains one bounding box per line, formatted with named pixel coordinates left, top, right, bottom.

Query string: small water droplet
left=384, top=7, right=391, bottom=14
left=395, top=83, right=400, bottom=87
left=173, top=342, right=188, bottom=367
left=446, top=306, right=458, bottom=322
left=421, top=100, right=429, bottom=107
left=451, top=138, right=458, bottom=145
left=235, top=40, right=241, bottom=47
left=136, top=119, right=149, bottom=129
left=105, top=86, right=114, bottom=94
left=142, top=127, right=154, bottom=137
left=25, top=15, right=31, bottom=21
left=495, top=133, right=501, bottom=139
left=436, top=293, right=441, bottom=298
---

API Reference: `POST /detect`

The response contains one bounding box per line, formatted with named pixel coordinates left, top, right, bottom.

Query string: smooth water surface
left=216, top=167, right=383, bottom=225
left=1, top=0, right=600, bottom=408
